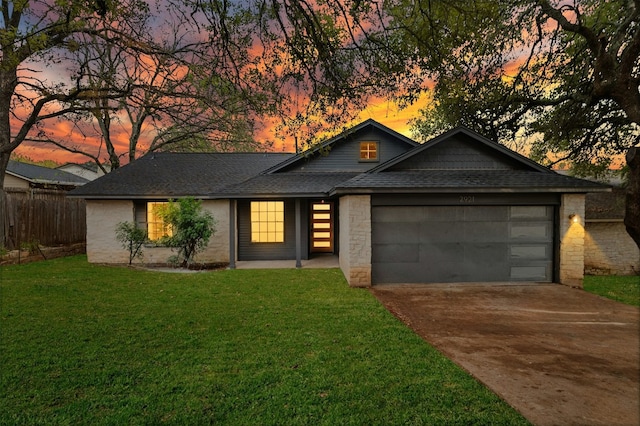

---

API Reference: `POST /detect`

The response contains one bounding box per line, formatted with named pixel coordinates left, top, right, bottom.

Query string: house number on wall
left=459, top=195, right=475, bottom=203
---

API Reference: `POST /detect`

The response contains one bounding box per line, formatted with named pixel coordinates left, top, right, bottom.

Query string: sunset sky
left=12, top=93, right=427, bottom=165
left=9, top=0, right=436, bottom=167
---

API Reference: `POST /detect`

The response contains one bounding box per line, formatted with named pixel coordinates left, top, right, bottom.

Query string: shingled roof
left=333, top=170, right=610, bottom=194
left=219, top=172, right=359, bottom=198
left=68, top=124, right=611, bottom=200
left=7, top=160, right=88, bottom=187
left=69, top=152, right=292, bottom=199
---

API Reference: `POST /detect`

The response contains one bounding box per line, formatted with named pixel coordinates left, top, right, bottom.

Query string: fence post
left=0, top=189, right=5, bottom=249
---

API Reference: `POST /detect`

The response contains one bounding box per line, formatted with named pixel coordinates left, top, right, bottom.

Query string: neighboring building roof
left=69, top=152, right=293, bottom=199
left=6, top=160, right=89, bottom=187
left=58, top=162, right=102, bottom=173
left=585, top=187, right=627, bottom=220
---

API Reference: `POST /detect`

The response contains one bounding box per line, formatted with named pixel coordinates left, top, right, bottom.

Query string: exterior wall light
left=568, top=214, right=579, bottom=223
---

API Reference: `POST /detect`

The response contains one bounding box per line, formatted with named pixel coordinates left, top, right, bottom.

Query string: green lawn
left=0, top=256, right=528, bottom=425
left=584, top=275, right=640, bottom=307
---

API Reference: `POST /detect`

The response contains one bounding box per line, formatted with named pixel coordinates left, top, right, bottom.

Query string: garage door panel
left=510, top=264, right=551, bottom=281
left=372, top=222, right=420, bottom=244
left=423, top=206, right=464, bottom=221
left=461, top=244, right=509, bottom=281
left=464, top=261, right=509, bottom=281
left=372, top=244, right=419, bottom=263
left=420, top=222, right=464, bottom=242
left=428, top=264, right=466, bottom=282
left=372, top=205, right=554, bottom=284
left=509, top=222, right=552, bottom=240
left=464, top=243, right=508, bottom=264
left=510, top=206, right=552, bottom=219
left=373, top=263, right=444, bottom=284
left=374, top=206, right=423, bottom=223
left=510, top=244, right=551, bottom=260
left=419, top=243, right=462, bottom=264
left=464, top=206, right=508, bottom=221
left=463, top=222, right=508, bottom=242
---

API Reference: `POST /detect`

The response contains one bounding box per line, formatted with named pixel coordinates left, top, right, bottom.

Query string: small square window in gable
left=359, top=141, right=379, bottom=162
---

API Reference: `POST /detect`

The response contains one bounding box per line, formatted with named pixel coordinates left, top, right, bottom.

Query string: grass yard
left=0, top=256, right=529, bottom=425
left=584, top=275, right=640, bottom=307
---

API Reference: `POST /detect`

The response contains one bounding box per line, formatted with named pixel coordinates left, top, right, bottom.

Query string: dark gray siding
left=288, top=128, right=414, bottom=172
left=388, top=135, right=526, bottom=171
left=237, top=199, right=309, bottom=261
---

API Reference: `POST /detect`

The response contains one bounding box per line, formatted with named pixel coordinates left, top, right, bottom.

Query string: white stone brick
left=86, top=199, right=230, bottom=265
left=339, top=195, right=372, bottom=287
left=585, top=222, right=640, bottom=275
left=559, top=194, right=586, bottom=287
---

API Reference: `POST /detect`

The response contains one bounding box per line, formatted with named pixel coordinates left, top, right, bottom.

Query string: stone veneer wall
left=584, top=221, right=640, bottom=275
left=558, top=194, right=586, bottom=287
left=339, top=195, right=371, bottom=287
left=86, top=199, right=230, bottom=265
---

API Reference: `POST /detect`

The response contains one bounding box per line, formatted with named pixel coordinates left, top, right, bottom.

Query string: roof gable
left=333, top=126, right=609, bottom=195
left=265, top=119, right=419, bottom=173
left=373, top=126, right=550, bottom=173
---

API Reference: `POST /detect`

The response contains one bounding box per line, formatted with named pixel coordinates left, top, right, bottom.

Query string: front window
left=147, top=202, right=173, bottom=241
left=359, top=141, right=378, bottom=161
left=251, top=201, right=284, bottom=242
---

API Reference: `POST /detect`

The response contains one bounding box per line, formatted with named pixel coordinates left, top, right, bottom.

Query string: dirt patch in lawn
left=1, top=243, right=86, bottom=266
left=371, top=283, right=640, bottom=426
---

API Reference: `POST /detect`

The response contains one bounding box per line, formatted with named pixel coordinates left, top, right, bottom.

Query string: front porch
left=230, top=198, right=339, bottom=267
left=234, top=254, right=339, bottom=269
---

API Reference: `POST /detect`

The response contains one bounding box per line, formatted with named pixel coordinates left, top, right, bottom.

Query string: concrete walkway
left=371, top=283, right=640, bottom=426
left=235, top=255, right=339, bottom=269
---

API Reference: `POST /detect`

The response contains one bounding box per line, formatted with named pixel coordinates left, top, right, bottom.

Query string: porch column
left=228, top=200, right=236, bottom=269
left=559, top=194, right=585, bottom=287
left=295, top=199, right=302, bottom=268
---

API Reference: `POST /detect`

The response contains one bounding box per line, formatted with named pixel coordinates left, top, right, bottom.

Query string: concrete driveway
left=371, top=283, right=639, bottom=426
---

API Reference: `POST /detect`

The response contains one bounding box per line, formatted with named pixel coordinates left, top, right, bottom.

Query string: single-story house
left=57, top=162, right=110, bottom=182
left=69, top=119, right=610, bottom=287
left=584, top=188, right=639, bottom=275
left=5, top=160, right=89, bottom=190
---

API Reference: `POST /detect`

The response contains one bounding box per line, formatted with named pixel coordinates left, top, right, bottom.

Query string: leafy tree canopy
left=394, top=0, right=639, bottom=176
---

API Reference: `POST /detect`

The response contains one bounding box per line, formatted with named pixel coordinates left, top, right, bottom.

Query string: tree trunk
left=625, top=147, right=640, bottom=250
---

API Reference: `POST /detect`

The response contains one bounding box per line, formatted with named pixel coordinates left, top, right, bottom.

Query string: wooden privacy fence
left=1, top=188, right=86, bottom=250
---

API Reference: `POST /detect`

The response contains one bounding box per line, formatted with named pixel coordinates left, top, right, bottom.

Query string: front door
left=311, top=201, right=334, bottom=253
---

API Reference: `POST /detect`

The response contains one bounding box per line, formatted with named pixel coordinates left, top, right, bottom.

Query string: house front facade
left=69, top=120, right=609, bottom=287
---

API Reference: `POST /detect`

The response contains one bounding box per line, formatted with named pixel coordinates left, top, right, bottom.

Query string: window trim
left=359, top=141, right=379, bottom=162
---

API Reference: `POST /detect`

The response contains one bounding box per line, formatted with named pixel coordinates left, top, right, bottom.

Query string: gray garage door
left=372, top=205, right=554, bottom=284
